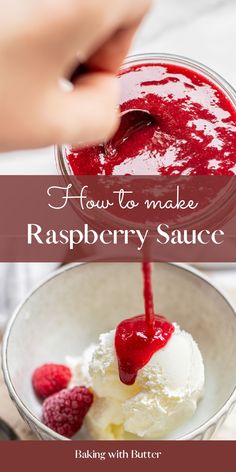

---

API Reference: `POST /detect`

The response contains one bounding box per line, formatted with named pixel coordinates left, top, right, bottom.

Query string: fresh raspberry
left=32, top=363, right=72, bottom=399
left=42, top=386, right=93, bottom=438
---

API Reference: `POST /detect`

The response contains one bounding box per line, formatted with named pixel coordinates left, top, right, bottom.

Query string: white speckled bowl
left=2, top=263, right=236, bottom=440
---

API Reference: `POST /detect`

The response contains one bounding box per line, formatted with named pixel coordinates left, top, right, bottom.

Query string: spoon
left=104, top=109, right=156, bottom=156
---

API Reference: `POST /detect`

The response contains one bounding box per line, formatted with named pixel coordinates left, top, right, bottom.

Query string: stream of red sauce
left=115, top=263, right=174, bottom=385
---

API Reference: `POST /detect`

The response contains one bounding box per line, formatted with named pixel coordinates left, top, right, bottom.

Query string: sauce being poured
left=67, top=62, right=236, bottom=176
left=115, top=263, right=174, bottom=385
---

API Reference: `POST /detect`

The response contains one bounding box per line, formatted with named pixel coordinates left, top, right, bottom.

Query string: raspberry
left=32, top=363, right=72, bottom=399
left=42, top=386, right=93, bottom=438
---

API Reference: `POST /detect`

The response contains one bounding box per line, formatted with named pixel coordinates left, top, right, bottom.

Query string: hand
left=0, top=0, right=152, bottom=151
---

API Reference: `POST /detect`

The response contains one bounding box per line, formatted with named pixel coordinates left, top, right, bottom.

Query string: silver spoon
left=104, top=109, right=156, bottom=156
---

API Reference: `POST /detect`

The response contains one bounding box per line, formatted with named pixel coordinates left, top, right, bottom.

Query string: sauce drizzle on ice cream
left=115, top=263, right=174, bottom=385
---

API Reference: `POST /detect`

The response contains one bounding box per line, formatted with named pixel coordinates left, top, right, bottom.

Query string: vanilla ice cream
left=70, top=323, right=204, bottom=440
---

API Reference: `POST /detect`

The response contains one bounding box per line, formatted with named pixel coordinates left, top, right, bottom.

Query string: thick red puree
left=67, top=62, right=236, bottom=175
left=115, top=263, right=174, bottom=386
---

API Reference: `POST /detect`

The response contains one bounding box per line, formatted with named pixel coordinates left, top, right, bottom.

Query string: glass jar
left=55, top=52, right=236, bottom=176
left=54, top=54, right=236, bottom=244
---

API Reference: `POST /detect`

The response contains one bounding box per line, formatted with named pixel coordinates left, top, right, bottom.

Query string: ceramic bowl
left=2, top=263, right=236, bottom=440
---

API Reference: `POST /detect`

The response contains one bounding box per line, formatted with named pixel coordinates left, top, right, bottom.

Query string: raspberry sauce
left=115, top=263, right=174, bottom=385
left=67, top=62, right=236, bottom=176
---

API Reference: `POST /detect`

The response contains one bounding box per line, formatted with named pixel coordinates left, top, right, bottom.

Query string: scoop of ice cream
left=85, top=324, right=204, bottom=439
left=66, top=344, right=95, bottom=388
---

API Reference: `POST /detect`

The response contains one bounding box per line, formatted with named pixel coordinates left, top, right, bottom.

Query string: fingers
left=84, top=25, right=137, bottom=75
left=51, top=72, right=120, bottom=145
left=80, top=0, right=152, bottom=72
left=59, top=0, right=153, bottom=76
left=22, top=0, right=153, bottom=149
